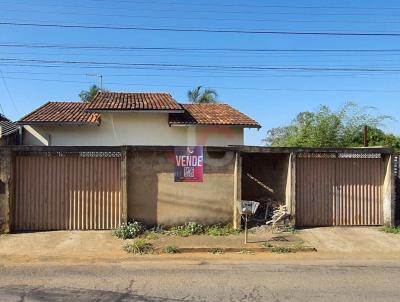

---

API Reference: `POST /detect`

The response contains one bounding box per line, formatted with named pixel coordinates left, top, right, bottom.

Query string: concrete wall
left=22, top=112, right=244, bottom=147
left=127, top=149, right=236, bottom=226
left=0, top=149, right=13, bottom=233
left=383, top=154, right=395, bottom=226
left=241, top=153, right=290, bottom=204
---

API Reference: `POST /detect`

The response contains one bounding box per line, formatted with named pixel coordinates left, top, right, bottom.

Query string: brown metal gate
left=296, top=153, right=383, bottom=227
left=13, top=152, right=122, bottom=231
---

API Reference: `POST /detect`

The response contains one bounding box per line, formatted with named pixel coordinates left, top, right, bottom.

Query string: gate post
left=383, top=153, right=395, bottom=226
left=289, top=152, right=297, bottom=227
left=121, top=146, right=128, bottom=225
left=0, top=148, right=13, bottom=233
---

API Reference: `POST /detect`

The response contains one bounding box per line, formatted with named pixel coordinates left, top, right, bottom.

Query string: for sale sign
left=174, top=146, right=204, bottom=182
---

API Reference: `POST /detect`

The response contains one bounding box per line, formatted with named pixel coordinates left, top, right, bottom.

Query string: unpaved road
left=1, top=258, right=399, bottom=302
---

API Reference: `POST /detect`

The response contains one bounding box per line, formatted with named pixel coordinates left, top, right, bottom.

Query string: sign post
left=236, top=200, right=260, bottom=244
left=174, top=146, right=204, bottom=182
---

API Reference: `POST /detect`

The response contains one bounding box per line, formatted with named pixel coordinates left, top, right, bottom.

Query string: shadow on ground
left=0, top=285, right=193, bottom=302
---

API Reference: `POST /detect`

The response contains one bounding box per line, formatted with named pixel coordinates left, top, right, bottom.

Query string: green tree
left=187, top=86, right=218, bottom=103
left=265, top=102, right=399, bottom=149
left=79, top=85, right=102, bottom=102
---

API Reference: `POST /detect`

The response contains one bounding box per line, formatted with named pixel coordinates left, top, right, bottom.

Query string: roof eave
left=169, top=123, right=261, bottom=129
left=18, top=121, right=100, bottom=126
left=85, top=109, right=185, bottom=113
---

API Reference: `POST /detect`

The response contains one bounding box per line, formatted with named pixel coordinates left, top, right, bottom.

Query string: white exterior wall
left=22, top=112, right=244, bottom=146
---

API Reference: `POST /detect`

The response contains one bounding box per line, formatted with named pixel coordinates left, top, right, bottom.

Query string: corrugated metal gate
left=296, top=153, right=383, bottom=227
left=13, top=151, right=122, bottom=231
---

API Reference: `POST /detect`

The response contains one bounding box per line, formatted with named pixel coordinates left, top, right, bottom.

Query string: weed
left=140, top=231, right=159, bottom=240
left=238, top=249, right=254, bottom=255
left=262, top=242, right=292, bottom=253
left=123, top=239, right=153, bottom=254
left=262, top=242, right=273, bottom=248
left=205, top=224, right=241, bottom=236
left=114, top=220, right=145, bottom=240
left=169, top=222, right=204, bottom=237
left=283, top=226, right=299, bottom=234
left=162, top=245, right=180, bottom=254
left=209, top=248, right=224, bottom=255
left=381, top=227, right=400, bottom=234
left=270, top=246, right=292, bottom=253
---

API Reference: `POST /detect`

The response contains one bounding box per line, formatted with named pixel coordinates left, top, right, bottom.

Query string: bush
left=169, top=222, right=204, bottom=237
left=123, top=239, right=153, bottom=254
left=114, top=221, right=145, bottom=240
left=205, top=224, right=241, bottom=236
left=162, top=245, right=180, bottom=254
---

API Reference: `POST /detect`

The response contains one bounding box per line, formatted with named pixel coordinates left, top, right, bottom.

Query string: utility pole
left=363, top=125, right=369, bottom=147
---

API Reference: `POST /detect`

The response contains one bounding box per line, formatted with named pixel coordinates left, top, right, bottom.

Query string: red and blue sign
left=174, top=146, right=204, bottom=182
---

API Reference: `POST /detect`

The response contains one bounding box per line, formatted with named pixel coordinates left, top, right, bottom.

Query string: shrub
left=169, top=222, right=204, bottom=237
left=114, top=221, right=145, bottom=240
left=162, top=245, right=180, bottom=254
left=205, top=224, right=241, bottom=236
left=123, top=239, right=153, bottom=254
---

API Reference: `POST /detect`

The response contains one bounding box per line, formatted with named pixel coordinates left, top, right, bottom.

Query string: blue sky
left=0, top=0, right=399, bottom=145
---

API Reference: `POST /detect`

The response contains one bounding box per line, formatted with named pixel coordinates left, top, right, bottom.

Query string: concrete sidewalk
left=298, top=227, right=400, bottom=255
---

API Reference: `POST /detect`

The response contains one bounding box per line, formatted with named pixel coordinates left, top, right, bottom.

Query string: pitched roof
left=0, top=120, right=19, bottom=136
left=169, top=103, right=261, bottom=128
left=87, top=92, right=183, bottom=111
left=18, top=102, right=100, bottom=125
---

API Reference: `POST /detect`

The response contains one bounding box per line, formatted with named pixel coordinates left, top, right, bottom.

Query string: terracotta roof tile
left=169, top=104, right=260, bottom=128
left=19, top=102, right=100, bottom=125
left=87, top=92, right=183, bottom=111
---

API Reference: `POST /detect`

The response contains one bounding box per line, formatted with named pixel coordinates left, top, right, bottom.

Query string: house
left=19, top=92, right=260, bottom=146
left=0, top=114, right=19, bottom=145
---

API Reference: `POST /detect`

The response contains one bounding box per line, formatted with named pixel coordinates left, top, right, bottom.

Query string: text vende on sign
left=174, top=146, right=204, bottom=182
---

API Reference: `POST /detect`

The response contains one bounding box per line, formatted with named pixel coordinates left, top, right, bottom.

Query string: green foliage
left=113, top=221, right=145, bottom=240
left=79, top=84, right=103, bottom=102
left=162, top=245, right=180, bottom=254
left=205, top=224, right=241, bottom=236
left=187, top=86, right=218, bottom=103
left=265, top=102, right=398, bottom=149
left=169, top=222, right=204, bottom=237
left=123, top=239, right=154, bottom=254
left=381, top=227, right=400, bottom=234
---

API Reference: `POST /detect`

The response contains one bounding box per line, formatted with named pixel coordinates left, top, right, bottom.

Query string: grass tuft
left=381, top=226, right=400, bottom=234
left=162, top=245, right=180, bottom=254
left=123, top=239, right=154, bottom=254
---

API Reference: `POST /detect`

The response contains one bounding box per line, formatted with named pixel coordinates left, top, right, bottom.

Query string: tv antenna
left=86, top=74, right=103, bottom=90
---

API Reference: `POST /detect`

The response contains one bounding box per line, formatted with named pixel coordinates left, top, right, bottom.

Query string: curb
left=157, top=246, right=317, bottom=254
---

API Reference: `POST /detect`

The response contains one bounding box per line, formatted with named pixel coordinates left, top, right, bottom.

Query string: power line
left=0, top=69, right=19, bottom=115
left=3, top=58, right=400, bottom=73
left=3, top=75, right=400, bottom=93
left=2, top=21, right=400, bottom=36
left=3, top=8, right=400, bottom=25
left=11, top=0, right=400, bottom=11
left=2, top=43, right=400, bottom=53
left=2, top=1, right=400, bottom=17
